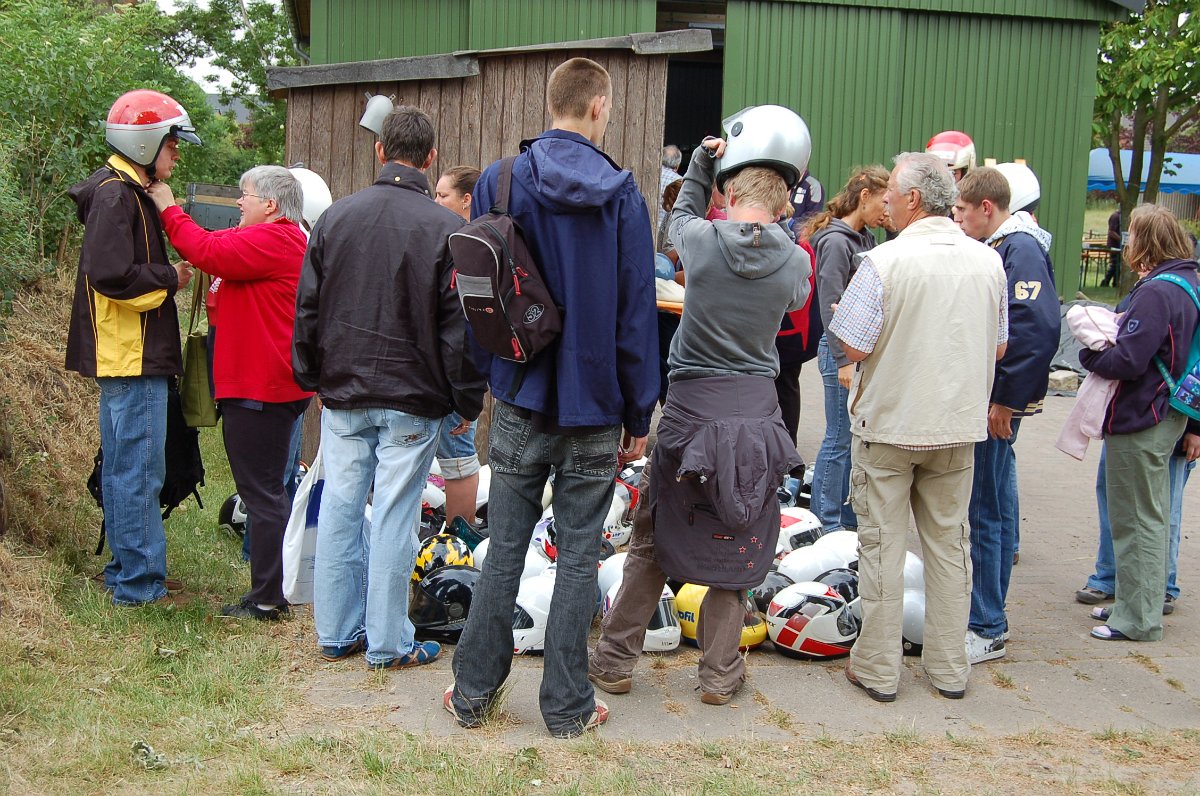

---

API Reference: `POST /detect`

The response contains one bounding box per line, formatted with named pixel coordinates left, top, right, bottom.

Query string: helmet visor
left=649, top=596, right=680, bottom=631
left=172, top=124, right=202, bottom=146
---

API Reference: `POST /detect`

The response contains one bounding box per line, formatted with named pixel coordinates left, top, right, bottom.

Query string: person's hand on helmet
left=147, top=181, right=177, bottom=213
left=700, top=137, right=727, bottom=158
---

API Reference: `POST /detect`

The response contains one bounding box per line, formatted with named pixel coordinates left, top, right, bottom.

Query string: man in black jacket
left=293, top=106, right=485, bottom=669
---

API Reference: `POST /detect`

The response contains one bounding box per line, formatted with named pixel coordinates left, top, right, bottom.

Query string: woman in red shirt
left=149, top=166, right=314, bottom=620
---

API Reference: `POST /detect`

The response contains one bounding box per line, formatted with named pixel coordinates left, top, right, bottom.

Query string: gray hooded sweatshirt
left=808, top=218, right=878, bottom=368
left=667, top=147, right=812, bottom=381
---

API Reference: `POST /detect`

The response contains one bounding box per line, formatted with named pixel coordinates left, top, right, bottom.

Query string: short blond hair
left=547, top=58, right=611, bottom=120
left=724, top=166, right=791, bottom=217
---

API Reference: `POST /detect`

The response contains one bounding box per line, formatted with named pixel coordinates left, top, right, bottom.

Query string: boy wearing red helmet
left=66, top=90, right=201, bottom=607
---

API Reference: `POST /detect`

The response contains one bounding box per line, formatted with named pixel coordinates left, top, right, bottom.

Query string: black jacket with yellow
left=66, top=156, right=182, bottom=378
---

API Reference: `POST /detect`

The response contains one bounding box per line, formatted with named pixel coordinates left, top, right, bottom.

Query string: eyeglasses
left=240, top=192, right=264, bottom=201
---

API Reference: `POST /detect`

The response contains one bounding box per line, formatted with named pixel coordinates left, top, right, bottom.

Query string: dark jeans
left=222, top=398, right=310, bottom=605
left=967, top=419, right=1021, bottom=638
left=450, top=400, right=620, bottom=736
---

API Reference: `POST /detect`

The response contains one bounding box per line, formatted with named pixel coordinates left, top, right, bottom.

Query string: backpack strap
left=494, top=156, right=518, bottom=215
left=1151, top=274, right=1200, bottom=385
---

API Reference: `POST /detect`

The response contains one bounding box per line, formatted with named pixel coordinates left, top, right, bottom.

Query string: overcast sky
left=157, top=0, right=283, bottom=91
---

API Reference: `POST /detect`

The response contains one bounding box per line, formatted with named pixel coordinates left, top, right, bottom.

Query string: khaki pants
left=1104, top=412, right=1185, bottom=641
left=849, top=439, right=974, bottom=694
left=591, top=457, right=747, bottom=696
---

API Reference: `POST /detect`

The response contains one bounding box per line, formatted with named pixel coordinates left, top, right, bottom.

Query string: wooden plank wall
left=284, top=50, right=669, bottom=220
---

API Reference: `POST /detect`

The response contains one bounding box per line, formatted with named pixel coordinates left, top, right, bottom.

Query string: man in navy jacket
left=954, top=166, right=1060, bottom=664
left=446, top=57, right=658, bottom=739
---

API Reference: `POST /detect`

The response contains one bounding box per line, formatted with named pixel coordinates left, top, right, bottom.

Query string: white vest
left=849, top=216, right=1006, bottom=446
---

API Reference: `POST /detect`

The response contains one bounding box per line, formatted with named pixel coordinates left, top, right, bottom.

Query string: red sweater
left=161, top=205, right=314, bottom=403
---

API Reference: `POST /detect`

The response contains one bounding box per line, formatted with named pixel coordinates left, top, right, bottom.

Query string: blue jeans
left=451, top=401, right=620, bottom=736
left=97, top=376, right=169, bottom=606
left=967, top=419, right=1021, bottom=638
left=811, top=336, right=857, bottom=531
left=314, top=407, right=443, bottom=665
left=435, top=411, right=480, bottom=478
left=1087, top=443, right=1192, bottom=599
left=243, top=414, right=303, bottom=561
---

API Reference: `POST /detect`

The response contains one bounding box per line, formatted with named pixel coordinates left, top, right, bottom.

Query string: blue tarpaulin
left=1087, top=148, right=1200, bottom=195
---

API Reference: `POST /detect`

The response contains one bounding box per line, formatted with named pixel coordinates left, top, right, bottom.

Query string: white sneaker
left=965, top=629, right=1006, bottom=665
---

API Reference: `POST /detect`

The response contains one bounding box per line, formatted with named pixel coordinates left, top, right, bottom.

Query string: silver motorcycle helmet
left=715, top=105, right=812, bottom=192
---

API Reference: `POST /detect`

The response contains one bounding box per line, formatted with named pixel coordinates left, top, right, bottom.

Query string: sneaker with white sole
left=965, top=629, right=1006, bottom=664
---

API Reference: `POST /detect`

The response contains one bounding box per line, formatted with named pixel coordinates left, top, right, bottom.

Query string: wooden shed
left=266, top=29, right=713, bottom=216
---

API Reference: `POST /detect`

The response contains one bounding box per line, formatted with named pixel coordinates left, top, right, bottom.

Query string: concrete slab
left=302, top=369, right=1200, bottom=742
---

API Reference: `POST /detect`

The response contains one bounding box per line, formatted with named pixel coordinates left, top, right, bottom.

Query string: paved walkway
left=305, top=368, right=1199, bottom=741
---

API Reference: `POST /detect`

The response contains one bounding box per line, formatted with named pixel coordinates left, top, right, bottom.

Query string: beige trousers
left=848, top=438, right=974, bottom=694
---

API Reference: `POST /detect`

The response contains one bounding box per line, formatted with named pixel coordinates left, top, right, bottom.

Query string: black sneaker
left=219, top=598, right=289, bottom=621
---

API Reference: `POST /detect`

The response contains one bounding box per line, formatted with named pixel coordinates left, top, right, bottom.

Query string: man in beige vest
left=828, top=152, right=1007, bottom=702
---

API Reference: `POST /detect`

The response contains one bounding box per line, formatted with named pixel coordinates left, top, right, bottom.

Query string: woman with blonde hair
left=1081, top=204, right=1199, bottom=641
left=806, top=166, right=890, bottom=532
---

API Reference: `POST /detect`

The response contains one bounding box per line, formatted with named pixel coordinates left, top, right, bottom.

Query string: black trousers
left=222, top=397, right=310, bottom=605
left=774, top=362, right=802, bottom=444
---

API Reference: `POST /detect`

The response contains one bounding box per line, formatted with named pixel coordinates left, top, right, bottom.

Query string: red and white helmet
left=105, top=90, right=201, bottom=172
left=925, top=130, right=976, bottom=173
left=766, top=581, right=859, bottom=659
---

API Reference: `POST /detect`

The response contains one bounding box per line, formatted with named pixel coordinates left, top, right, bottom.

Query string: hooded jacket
left=1081, top=258, right=1200, bottom=435
left=984, top=215, right=1060, bottom=415
left=667, top=146, right=812, bottom=381
left=472, top=130, right=659, bottom=436
left=66, top=156, right=181, bottom=378
left=809, top=218, right=877, bottom=368
left=292, top=162, right=486, bottom=420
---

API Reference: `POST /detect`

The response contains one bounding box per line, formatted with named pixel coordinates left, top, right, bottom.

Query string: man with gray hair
left=828, top=152, right=1008, bottom=702
left=149, top=164, right=314, bottom=619
left=659, top=144, right=682, bottom=225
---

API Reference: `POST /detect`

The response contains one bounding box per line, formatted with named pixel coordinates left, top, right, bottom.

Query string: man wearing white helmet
left=830, top=153, right=1007, bottom=702
left=66, top=90, right=200, bottom=607
left=953, top=166, right=1059, bottom=665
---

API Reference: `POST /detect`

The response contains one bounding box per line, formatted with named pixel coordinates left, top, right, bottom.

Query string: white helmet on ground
left=597, top=551, right=628, bottom=598
left=904, top=551, right=925, bottom=591
left=902, top=588, right=925, bottom=655
left=603, top=581, right=680, bottom=652
left=812, top=529, right=859, bottom=565
left=778, top=506, right=823, bottom=554
left=777, top=545, right=845, bottom=585
left=513, top=568, right=555, bottom=654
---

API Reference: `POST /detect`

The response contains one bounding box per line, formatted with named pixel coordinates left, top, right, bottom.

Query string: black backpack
left=89, top=379, right=205, bottom=555
left=448, top=156, right=562, bottom=363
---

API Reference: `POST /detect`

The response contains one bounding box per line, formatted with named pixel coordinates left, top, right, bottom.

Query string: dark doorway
left=658, top=1, right=726, bottom=161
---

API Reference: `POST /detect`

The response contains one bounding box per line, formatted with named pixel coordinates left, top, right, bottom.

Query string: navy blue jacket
left=991, top=231, right=1060, bottom=414
left=1081, top=258, right=1200, bottom=435
left=473, top=130, right=659, bottom=436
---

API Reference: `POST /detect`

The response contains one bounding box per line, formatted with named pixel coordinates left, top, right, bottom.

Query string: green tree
left=1094, top=0, right=1200, bottom=243
left=0, top=0, right=248, bottom=274
left=169, top=0, right=298, bottom=166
